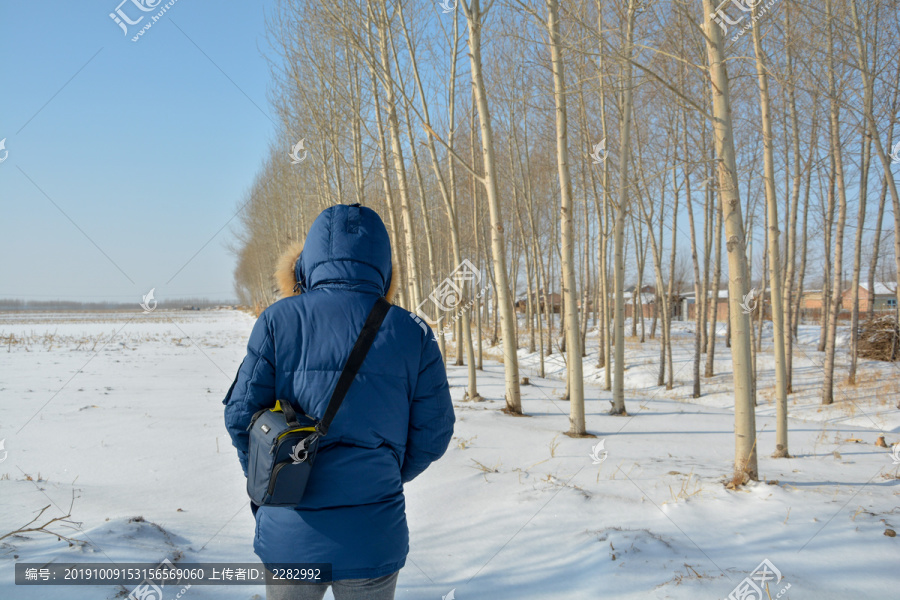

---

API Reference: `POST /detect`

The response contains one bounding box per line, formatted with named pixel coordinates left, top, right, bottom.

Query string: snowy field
left=1, top=310, right=898, bottom=599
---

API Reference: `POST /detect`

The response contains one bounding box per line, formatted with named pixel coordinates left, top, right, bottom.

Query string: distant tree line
left=0, top=298, right=234, bottom=311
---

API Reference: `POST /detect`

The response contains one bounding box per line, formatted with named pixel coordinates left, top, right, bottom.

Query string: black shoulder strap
left=317, top=297, right=391, bottom=436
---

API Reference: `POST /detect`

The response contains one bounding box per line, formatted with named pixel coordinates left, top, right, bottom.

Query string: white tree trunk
left=547, top=0, right=586, bottom=435
left=822, top=0, right=849, bottom=406
left=611, top=0, right=636, bottom=416
left=462, top=0, right=522, bottom=414
left=375, top=8, right=421, bottom=310
left=702, top=0, right=759, bottom=482
left=751, top=3, right=789, bottom=457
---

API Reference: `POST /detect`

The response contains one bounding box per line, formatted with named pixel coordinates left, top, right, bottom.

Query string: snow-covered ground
left=514, top=317, right=900, bottom=433
left=1, top=310, right=898, bottom=599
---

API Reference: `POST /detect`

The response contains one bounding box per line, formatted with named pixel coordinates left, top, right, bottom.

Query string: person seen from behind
left=223, top=203, right=455, bottom=599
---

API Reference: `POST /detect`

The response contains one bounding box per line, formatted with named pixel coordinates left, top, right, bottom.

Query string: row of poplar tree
left=233, top=0, right=900, bottom=485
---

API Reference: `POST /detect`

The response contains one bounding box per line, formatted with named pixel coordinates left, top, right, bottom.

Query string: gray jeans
left=265, top=570, right=399, bottom=600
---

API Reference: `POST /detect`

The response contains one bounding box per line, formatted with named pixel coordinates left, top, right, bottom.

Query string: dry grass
left=0, top=326, right=225, bottom=354
left=0, top=491, right=85, bottom=547
left=455, top=435, right=477, bottom=450
left=872, top=378, right=900, bottom=407
left=665, top=469, right=703, bottom=503
left=656, top=564, right=705, bottom=588
left=0, top=331, right=166, bottom=352
left=757, top=387, right=776, bottom=404
left=540, top=473, right=591, bottom=498
left=548, top=434, right=560, bottom=458
left=469, top=458, right=501, bottom=473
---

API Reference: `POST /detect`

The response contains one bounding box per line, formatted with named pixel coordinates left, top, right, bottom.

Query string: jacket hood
left=274, top=204, right=396, bottom=301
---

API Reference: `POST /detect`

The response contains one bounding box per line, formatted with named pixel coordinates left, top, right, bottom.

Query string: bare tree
left=460, top=0, right=522, bottom=414
left=611, top=0, right=637, bottom=417
left=751, top=1, right=788, bottom=456
left=702, top=0, right=759, bottom=482
left=545, top=0, right=586, bottom=435
left=822, top=0, right=850, bottom=406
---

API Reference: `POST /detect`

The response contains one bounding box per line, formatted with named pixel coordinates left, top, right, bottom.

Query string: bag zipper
left=247, top=407, right=268, bottom=431
left=267, top=461, right=290, bottom=496
left=277, top=426, right=316, bottom=441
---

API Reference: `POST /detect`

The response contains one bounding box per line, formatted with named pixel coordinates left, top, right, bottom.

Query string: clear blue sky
left=1, top=1, right=277, bottom=303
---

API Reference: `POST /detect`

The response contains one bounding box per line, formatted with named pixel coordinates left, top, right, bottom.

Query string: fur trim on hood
left=274, top=240, right=305, bottom=298
left=273, top=241, right=398, bottom=302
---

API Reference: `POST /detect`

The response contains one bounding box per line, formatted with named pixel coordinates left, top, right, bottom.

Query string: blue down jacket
left=223, top=204, right=454, bottom=580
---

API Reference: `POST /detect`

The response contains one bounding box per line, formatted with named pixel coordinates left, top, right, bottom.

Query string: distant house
left=681, top=289, right=730, bottom=322
left=800, top=283, right=897, bottom=314
left=623, top=285, right=658, bottom=319
left=841, top=282, right=897, bottom=312
left=799, top=289, right=825, bottom=311
left=515, top=286, right=685, bottom=319
left=515, top=290, right=562, bottom=314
